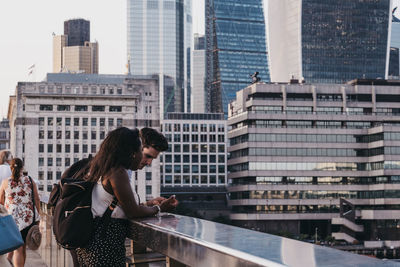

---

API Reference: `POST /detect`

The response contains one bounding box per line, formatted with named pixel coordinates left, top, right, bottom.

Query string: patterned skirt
left=76, top=217, right=128, bottom=267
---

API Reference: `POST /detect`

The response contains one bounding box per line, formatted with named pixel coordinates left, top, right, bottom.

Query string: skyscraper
left=64, top=19, right=90, bottom=46
left=389, top=8, right=400, bottom=78
left=268, top=0, right=391, bottom=84
left=53, top=19, right=98, bottom=74
left=205, top=0, right=270, bottom=115
left=127, top=0, right=192, bottom=116
left=191, top=34, right=206, bottom=113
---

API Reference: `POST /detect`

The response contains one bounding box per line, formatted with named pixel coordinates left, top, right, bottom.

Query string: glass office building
left=390, top=11, right=400, bottom=77
left=127, top=0, right=192, bottom=115
left=205, top=0, right=270, bottom=115
left=268, top=0, right=391, bottom=84
left=228, top=80, right=400, bottom=243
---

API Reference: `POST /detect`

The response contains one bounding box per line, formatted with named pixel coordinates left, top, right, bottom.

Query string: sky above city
left=0, top=0, right=399, bottom=118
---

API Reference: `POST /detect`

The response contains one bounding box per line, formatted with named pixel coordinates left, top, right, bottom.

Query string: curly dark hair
left=139, top=127, right=168, bottom=152
left=84, top=127, right=141, bottom=182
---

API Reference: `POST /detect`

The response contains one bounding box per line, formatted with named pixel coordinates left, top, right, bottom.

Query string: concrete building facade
left=8, top=73, right=160, bottom=201
left=160, top=113, right=229, bottom=219
left=228, top=80, right=400, bottom=245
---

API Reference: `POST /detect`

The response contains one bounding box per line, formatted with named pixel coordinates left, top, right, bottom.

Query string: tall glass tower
left=127, top=0, right=192, bottom=115
left=390, top=8, right=400, bottom=78
left=268, top=0, right=391, bottom=84
left=205, top=0, right=270, bottom=114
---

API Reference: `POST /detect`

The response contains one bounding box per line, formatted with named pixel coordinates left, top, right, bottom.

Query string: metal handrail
left=127, top=213, right=397, bottom=267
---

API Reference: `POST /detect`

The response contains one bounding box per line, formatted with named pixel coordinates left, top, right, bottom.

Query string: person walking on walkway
left=0, top=150, right=12, bottom=184
left=0, top=158, right=40, bottom=267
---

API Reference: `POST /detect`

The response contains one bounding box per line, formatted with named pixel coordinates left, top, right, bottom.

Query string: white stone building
left=8, top=73, right=160, bottom=201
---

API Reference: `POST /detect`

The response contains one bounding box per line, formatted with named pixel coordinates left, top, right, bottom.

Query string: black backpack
left=52, top=178, right=96, bottom=249
left=51, top=157, right=117, bottom=250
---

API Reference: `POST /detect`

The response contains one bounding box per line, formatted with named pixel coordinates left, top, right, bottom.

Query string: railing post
left=166, top=257, right=187, bottom=267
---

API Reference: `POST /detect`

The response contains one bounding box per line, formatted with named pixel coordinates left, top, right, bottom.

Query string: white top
left=0, top=164, right=11, bottom=184
left=91, top=175, right=139, bottom=219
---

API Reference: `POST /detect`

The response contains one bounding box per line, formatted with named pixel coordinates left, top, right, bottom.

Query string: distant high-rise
left=268, top=0, right=391, bottom=84
left=127, top=0, right=192, bottom=117
left=205, top=0, right=270, bottom=115
left=390, top=9, right=400, bottom=78
left=191, top=34, right=206, bottom=113
left=64, top=19, right=90, bottom=46
left=53, top=19, right=98, bottom=74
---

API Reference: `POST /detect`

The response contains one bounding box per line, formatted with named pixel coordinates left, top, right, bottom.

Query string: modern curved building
left=268, top=0, right=392, bottom=84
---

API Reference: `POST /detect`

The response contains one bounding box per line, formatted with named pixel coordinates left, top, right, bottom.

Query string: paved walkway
left=25, top=249, right=47, bottom=267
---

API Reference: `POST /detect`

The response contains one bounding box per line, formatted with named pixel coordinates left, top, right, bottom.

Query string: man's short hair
left=139, top=127, right=168, bottom=152
left=0, top=150, right=12, bottom=165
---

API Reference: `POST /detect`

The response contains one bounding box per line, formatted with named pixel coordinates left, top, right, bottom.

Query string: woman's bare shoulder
left=104, top=167, right=129, bottom=182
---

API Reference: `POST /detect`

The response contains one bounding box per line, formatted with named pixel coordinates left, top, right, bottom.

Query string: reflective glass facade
left=205, top=0, right=270, bottom=115
left=390, top=14, right=400, bottom=77
left=127, top=0, right=192, bottom=114
left=301, top=0, right=390, bottom=84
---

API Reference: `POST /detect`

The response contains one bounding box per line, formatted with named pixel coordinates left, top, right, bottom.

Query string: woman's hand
left=159, top=195, right=179, bottom=212
left=146, top=197, right=166, bottom=206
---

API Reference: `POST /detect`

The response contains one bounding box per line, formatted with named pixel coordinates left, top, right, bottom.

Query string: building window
left=109, top=106, right=122, bottom=112
left=57, top=144, right=62, bottom=153
left=74, top=118, right=80, bottom=126
left=65, top=144, right=70, bottom=153
left=83, top=144, right=88, bottom=153
left=74, top=131, right=79, bottom=139
left=82, top=118, right=88, bottom=126
left=39, top=117, right=44, bottom=126
left=38, top=158, right=44, bottom=166
left=47, top=144, right=53, bottom=153
left=100, top=118, right=105, bottom=126
left=75, top=105, right=88, bottom=111
left=40, top=105, right=52, bottom=111
left=92, top=106, right=105, bottom=112
left=65, top=118, right=71, bottom=126
left=108, top=118, right=114, bottom=126
left=48, top=117, right=53, bottom=126
left=91, top=118, right=97, bottom=126
left=65, top=158, right=70, bottom=167
left=47, top=171, right=53, bottom=180
left=74, top=144, right=79, bottom=153
left=48, top=131, right=53, bottom=139
left=65, top=131, right=70, bottom=139
left=56, top=158, right=62, bottom=166
left=38, top=171, right=44, bottom=180
left=39, top=144, right=44, bottom=153
left=48, top=158, right=53, bottom=166
left=145, top=172, right=152, bottom=180
left=146, top=186, right=152, bottom=195
left=91, top=144, right=96, bottom=153
left=57, top=105, right=70, bottom=111
left=117, top=119, right=123, bottom=127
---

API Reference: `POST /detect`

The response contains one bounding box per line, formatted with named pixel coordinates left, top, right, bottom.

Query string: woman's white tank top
left=91, top=174, right=139, bottom=219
